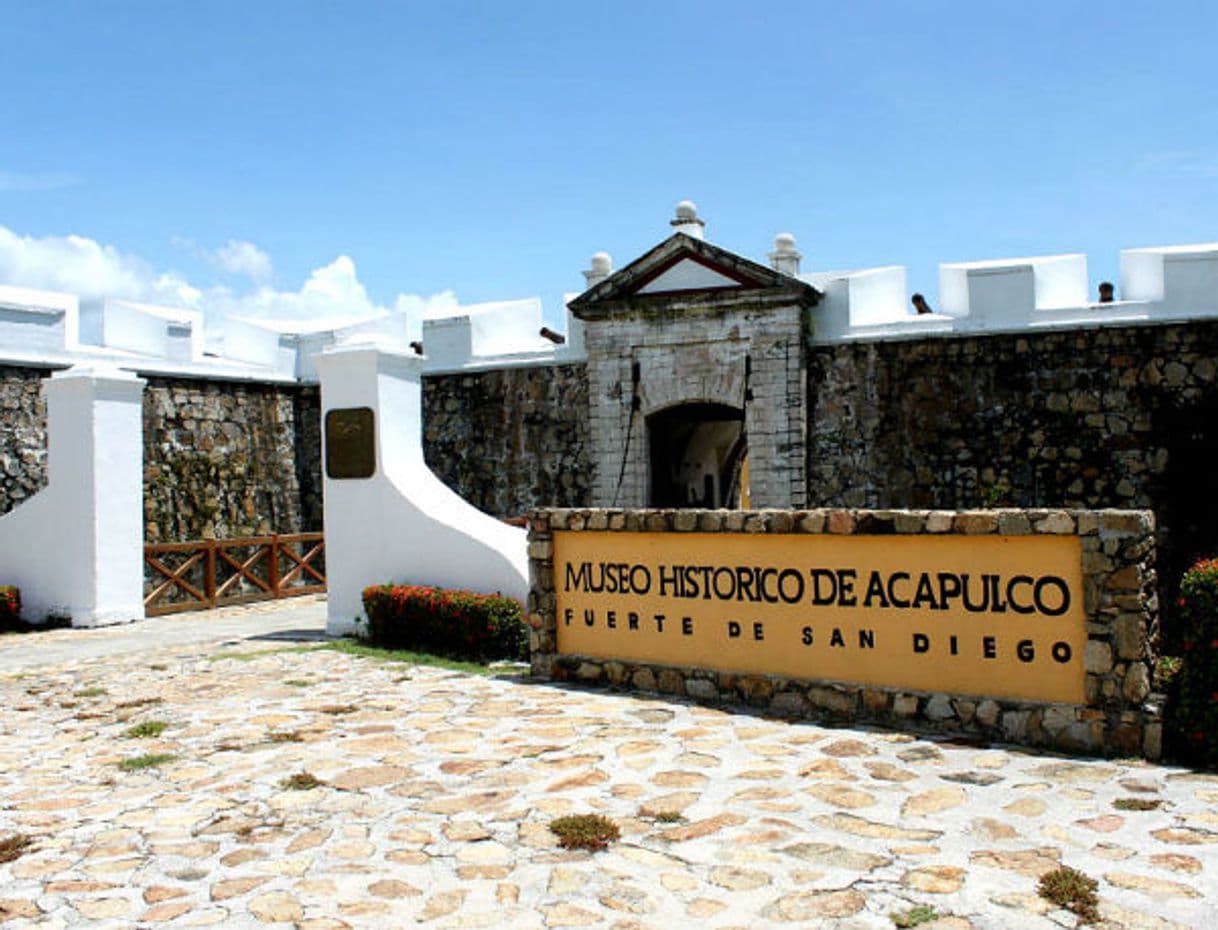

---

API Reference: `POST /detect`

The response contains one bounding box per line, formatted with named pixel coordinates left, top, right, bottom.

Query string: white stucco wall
left=314, top=345, right=528, bottom=637
left=1120, top=243, right=1218, bottom=317
left=0, top=364, right=145, bottom=625
left=0, top=286, right=80, bottom=355
left=939, top=253, right=1089, bottom=327
left=99, top=299, right=205, bottom=361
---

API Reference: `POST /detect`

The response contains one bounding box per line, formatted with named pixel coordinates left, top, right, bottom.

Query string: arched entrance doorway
left=647, top=403, right=749, bottom=508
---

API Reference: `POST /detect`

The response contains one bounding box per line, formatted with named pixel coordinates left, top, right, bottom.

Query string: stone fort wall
left=805, top=319, right=1218, bottom=617
left=421, top=363, right=592, bottom=519
left=0, top=367, right=325, bottom=542
left=0, top=366, right=49, bottom=518
left=141, top=378, right=323, bottom=542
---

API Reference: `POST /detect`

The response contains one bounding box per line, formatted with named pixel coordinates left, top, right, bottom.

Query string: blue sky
left=2, top=1, right=1216, bottom=327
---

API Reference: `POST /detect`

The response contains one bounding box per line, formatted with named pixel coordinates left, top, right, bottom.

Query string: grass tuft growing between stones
left=317, top=704, right=358, bottom=716
left=1112, top=797, right=1161, bottom=811
left=890, top=905, right=939, bottom=928
left=643, top=809, right=684, bottom=823
left=74, top=686, right=106, bottom=698
left=549, top=814, right=620, bottom=852
left=119, top=753, right=177, bottom=772
left=1038, top=865, right=1099, bottom=924
left=0, top=834, right=33, bottom=864
left=283, top=679, right=314, bottom=687
left=279, top=771, right=324, bottom=790
left=123, top=720, right=169, bottom=739
left=116, top=696, right=163, bottom=709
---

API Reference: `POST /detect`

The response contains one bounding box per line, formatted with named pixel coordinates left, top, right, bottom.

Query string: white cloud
left=0, top=223, right=456, bottom=330
left=211, top=239, right=274, bottom=282
left=0, top=225, right=198, bottom=306
left=209, top=255, right=393, bottom=321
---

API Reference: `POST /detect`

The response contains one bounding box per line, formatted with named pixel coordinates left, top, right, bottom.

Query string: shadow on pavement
left=246, top=628, right=332, bottom=643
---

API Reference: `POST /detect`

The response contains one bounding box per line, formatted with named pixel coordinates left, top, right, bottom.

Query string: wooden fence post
left=204, top=540, right=217, bottom=608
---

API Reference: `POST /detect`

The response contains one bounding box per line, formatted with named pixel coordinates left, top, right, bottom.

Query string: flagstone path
left=0, top=604, right=1215, bottom=928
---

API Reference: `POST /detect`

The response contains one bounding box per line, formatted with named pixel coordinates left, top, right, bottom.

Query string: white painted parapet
left=90, top=298, right=205, bottom=361
left=0, top=286, right=80, bottom=355
left=422, top=297, right=563, bottom=371
left=0, top=364, right=145, bottom=625
left=939, top=253, right=1089, bottom=330
left=805, top=266, right=955, bottom=342
left=1120, top=243, right=1218, bottom=316
left=220, top=316, right=289, bottom=372
left=315, top=344, right=528, bottom=637
left=562, top=296, right=586, bottom=357
left=4, top=234, right=1218, bottom=369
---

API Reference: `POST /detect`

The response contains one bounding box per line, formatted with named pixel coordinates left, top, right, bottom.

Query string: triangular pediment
left=569, top=233, right=819, bottom=320
left=637, top=257, right=745, bottom=294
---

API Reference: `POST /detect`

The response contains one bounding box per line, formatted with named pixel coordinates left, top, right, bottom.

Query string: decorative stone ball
left=675, top=200, right=698, bottom=220
left=590, top=252, right=613, bottom=274
left=773, top=232, right=797, bottom=253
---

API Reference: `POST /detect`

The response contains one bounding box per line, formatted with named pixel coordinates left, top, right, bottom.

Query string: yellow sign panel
left=554, top=532, right=1087, bottom=704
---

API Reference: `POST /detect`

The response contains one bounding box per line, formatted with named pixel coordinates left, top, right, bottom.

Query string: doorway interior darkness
left=648, top=402, right=748, bottom=508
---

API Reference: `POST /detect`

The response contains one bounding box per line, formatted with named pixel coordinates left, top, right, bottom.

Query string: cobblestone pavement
left=0, top=598, right=327, bottom=674
left=0, top=611, right=1215, bottom=928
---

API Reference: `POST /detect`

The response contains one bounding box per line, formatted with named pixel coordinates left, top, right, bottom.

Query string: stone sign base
left=526, top=508, right=1162, bottom=760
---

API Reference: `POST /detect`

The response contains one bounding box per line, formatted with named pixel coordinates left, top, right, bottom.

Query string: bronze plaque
left=325, top=407, right=376, bottom=479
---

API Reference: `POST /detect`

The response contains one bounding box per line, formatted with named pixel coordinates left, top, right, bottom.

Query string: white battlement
left=0, top=285, right=80, bottom=356
left=421, top=297, right=586, bottom=373
left=808, top=242, right=1218, bottom=344
left=804, top=265, right=944, bottom=337
left=2, top=237, right=1218, bottom=378
left=1120, top=242, right=1218, bottom=311
left=940, top=253, right=1090, bottom=322
left=85, top=298, right=205, bottom=362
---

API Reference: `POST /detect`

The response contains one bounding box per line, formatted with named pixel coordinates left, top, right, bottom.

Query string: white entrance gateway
left=314, top=345, right=528, bottom=637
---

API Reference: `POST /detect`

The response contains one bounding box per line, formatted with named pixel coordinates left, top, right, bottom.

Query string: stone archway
left=647, top=402, right=747, bottom=508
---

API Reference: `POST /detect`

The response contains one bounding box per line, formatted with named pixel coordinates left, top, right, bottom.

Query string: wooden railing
left=144, top=533, right=325, bottom=617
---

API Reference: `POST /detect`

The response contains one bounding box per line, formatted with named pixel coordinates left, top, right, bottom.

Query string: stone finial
left=769, top=232, right=801, bottom=276
left=583, top=252, right=614, bottom=288
left=670, top=200, right=706, bottom=240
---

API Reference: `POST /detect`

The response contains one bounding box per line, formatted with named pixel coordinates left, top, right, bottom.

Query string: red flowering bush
left=0, top=586, right=19, bottom=625
left=1166, top=558, right=1218, bottom=767
left=361, top=584, right=527, bottom=661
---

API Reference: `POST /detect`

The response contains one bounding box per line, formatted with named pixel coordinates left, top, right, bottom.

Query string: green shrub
left=279, top=771, right=323, bottom=790
left=891, top=906, right=940, bottom=929
left=1037, top=865, right=1099, bottom=923
left=549, top=814, right=620, bottom=851
left=122, top=720, right=169, bottom=739
left=361, top=584, right=527, bottom=662
left=0, top=586, right=20, bottom=625
left=1166, top=557, right=1218, bottom=767
left=119, top=753, right=177, bottom=771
